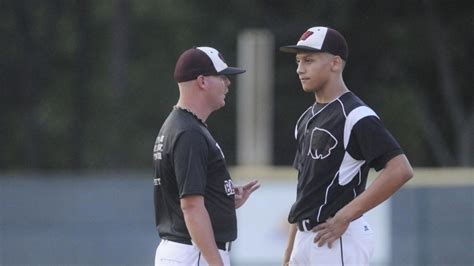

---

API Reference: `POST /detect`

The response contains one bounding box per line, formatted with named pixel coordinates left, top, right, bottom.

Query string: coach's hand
left=312, top=215, right=350, bottom=248
left=234, top=180, right=260, bottom=209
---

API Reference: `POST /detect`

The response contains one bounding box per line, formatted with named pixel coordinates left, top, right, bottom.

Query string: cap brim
left=279, top=45, right=322, bottom=53
left=219, top=67, right=246, bottom=75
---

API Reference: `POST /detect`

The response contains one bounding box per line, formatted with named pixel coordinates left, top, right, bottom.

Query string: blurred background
left=1, top=0, right=472, bottom=265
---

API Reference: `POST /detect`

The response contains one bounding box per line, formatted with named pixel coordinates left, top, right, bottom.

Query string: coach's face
left=205, top=74, right=230, bottom=110
left=296, top=52, right=334, bottom=93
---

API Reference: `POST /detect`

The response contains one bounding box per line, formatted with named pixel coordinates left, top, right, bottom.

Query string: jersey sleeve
left=347, top=116, right=403, bottom=171
left=173, top=130, right=208, bottom=198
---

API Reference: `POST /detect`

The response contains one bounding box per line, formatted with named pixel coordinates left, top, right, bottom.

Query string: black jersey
left=153, top=108, right=237, bottom=242
left=288, top=91, right=403, bottom=224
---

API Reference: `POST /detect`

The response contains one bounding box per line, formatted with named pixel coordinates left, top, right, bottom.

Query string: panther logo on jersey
left=308, top=127, right=337, bottom=159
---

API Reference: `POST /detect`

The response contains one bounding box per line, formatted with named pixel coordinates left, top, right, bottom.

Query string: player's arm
left=337, top=154, right=413, bottom=221
left=313, top=154, right=413, bottom=247
left=174, top=130, right=222, bottom=262
left=283, top=223, right=297, bottom=266
left=181, top=195, right=223, bottom=266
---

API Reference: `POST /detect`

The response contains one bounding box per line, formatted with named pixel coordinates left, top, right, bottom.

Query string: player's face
left=205, top=75, right=231, bottom=110
left=295, top=52, right=334, bottom=93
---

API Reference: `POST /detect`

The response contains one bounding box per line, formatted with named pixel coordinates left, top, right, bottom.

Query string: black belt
left=296, top=218, right=323, bottom=232
left=163, top=237, right=232, bottom=251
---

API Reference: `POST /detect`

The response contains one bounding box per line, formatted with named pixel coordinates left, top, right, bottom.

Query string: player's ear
left=331, top=56, right=344, bottom=72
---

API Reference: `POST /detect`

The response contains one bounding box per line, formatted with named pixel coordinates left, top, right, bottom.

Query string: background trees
left=1, top=0, right=472, bottom=169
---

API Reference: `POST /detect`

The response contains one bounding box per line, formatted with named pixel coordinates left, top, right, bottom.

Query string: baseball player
left=279, top=26, right=414, bottom=265
left=153, top=46, right=260, bottom=266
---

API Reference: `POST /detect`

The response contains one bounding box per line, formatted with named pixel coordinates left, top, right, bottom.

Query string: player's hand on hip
left=234, top=180, right=260, bottom=209
left=312, top=216, right=349, bottom=248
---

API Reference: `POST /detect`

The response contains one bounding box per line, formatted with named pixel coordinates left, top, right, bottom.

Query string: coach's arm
left=181, top=195, right=223, bottom=266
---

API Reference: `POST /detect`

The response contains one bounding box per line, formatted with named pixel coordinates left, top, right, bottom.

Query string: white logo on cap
left=196, top=47, right=228, bottom=72
left=297, top=27, right=328, bottom=50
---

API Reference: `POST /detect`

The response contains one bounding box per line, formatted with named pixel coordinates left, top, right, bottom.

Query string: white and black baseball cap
left=174, top=47, right=246, bottom=82
left=280, top=26, right=349, bottom=61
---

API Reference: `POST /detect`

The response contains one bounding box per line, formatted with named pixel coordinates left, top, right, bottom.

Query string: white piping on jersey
left=352, top=169, right=362, bottom=198
left=316, top=171, right=339, bottom=222
left=338, top=153, right=366, bottom=185
left=336, top=98, right=348, bottom=118
left=343, top=106, right=378, bottom=148
left=338, top=106, right=378, bottom=185
left=294, top=106, right=313, bottom=139
left=316, top=168, right=362, bottom=222
left=357, top=168, right=362, bottom=185
left=304, top=100, right=335, bottom=134
left=294, top=92, right=351, bottom=140
left=317, top=105, right=379, bottom=220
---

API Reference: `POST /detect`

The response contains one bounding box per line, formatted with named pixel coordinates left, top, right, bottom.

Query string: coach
left=152, top=46, right=260, bottom=266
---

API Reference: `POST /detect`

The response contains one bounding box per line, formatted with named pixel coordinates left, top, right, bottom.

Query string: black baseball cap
left=280, top=26, right=349, bottom=61
left=174, top=47, right=246, bottom=82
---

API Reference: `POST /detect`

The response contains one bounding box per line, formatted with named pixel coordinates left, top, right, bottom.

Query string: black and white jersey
left=153, top=108, right=237, bottom=242
left=288, top=91, right=403, bottom=224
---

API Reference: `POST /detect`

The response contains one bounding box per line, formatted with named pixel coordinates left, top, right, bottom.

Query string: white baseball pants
left=155, top=239, right=231, bottom=266
left=289, top=216, right=375, bottom=266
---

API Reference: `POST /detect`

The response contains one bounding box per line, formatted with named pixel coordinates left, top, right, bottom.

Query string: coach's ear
left=196, top=75, right=208, bottom=90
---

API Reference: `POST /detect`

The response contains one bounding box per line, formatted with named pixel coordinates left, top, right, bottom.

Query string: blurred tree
left=4, top=0, right=62, bottom=168
left=415, top=0, right=473, bottom=166
left=71, top=0, right=91, bottom=169
left=108, top=0, right=130, bottom=167
left=0, top=0, right=472, bottom=170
